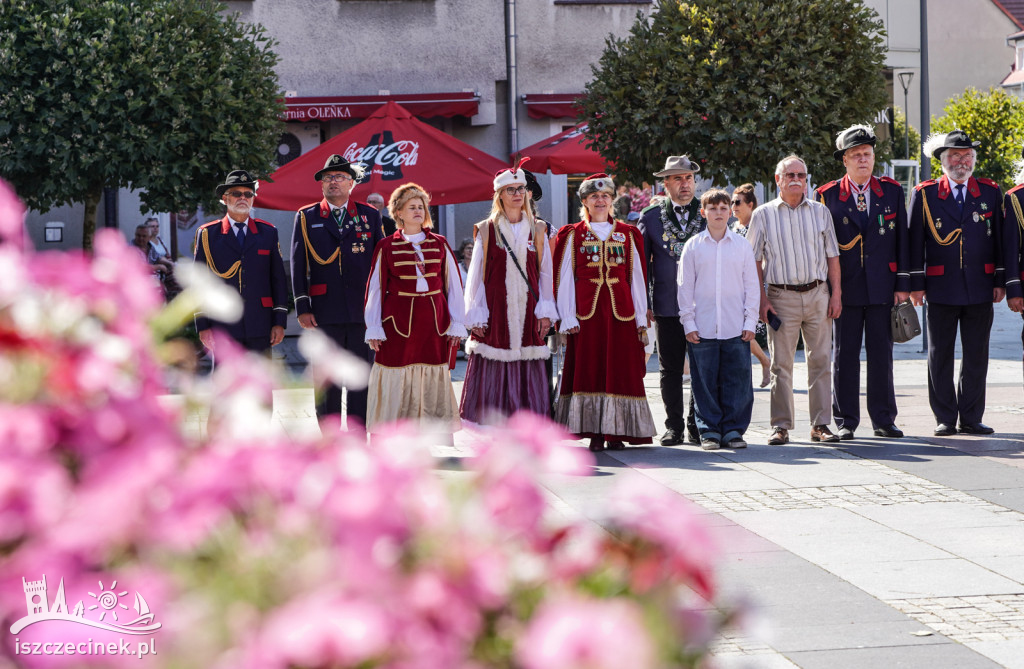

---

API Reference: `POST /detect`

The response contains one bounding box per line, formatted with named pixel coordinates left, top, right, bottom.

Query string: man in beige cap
left=639, top=155, right=706, bottom=446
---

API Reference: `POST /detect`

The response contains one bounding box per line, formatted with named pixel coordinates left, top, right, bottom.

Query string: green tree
left=929, top=87, right=1024, bottom=191
left=579, top=0, right=889, bottom=188
left=891, top=106, right=921, bottom=161
left=0, top=0, right=283, bottom=251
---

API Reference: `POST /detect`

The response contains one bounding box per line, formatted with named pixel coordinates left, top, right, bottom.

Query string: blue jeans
left=687, top=335, right=754, bottom=442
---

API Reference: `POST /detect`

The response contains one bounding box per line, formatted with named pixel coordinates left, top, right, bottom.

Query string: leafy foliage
left=891, top=106, right=921, bottom=161
left=0, top=0, right=284, bottom=249
left=929, top=87, right=1024, bottom=191
left=579, top=0, right=889, bottom=188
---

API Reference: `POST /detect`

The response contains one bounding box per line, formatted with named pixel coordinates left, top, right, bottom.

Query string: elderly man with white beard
left=910, top=131, right=1005, bottom=436
left=747, top=155, right=842, bottom=446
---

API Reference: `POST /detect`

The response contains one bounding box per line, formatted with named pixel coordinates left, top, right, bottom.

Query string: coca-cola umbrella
left=255, top=101, right=508, bottom=210
left=514, top=123, right=609, bottom=174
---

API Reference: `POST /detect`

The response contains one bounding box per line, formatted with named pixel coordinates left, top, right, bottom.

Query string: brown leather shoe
left=811, top=425, right=840, bottom=443
left=768, top=427, right=789, bottom=445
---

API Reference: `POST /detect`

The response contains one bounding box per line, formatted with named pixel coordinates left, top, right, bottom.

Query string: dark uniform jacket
left=909, top=174, right=1004, bottom=305
left=816, top=175, right=910, bottom=305
left=193, top=215, right=289, bottom=338
left=1002, top=183, right=1024, bottom=300
left=639, top=198, right=706, bottom=317
left=290, top=198, right=385, bottom=325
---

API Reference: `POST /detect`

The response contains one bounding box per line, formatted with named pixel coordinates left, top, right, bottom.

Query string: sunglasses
left=783, top=172, right=807, bottom=180
left=226, top=190, right=255, bottom=199
left=731, top=199, right=745, bottom=205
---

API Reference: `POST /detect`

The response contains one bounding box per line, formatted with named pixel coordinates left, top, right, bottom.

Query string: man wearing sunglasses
left=193, top=169, right=289, bottom=354
left=290, top=154, right=385, bottom=430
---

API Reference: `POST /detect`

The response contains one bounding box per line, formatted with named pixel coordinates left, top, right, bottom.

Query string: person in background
left=457, top=238, right=473, bottom=285
left=730, top=183, right=771, bottom=388
left=367, top=191, right=397, bottom=236
left=461, top=161, right=556, bottom=423
left=553, top=173, right=655, bottom=451
left=364, top=183, right=466, bottom=435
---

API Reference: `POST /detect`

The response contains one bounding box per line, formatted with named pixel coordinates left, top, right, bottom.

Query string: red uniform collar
left=220, top=215, right=257, bottom=234
left=319, top=198, right=358, bottom=219
left=936, top=175, right=979, bottom=199
left=837, top=174, right=882, bottom=202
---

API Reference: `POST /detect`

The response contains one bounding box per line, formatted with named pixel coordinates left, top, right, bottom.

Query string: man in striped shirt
left=747, top=155, right=842, bottom=445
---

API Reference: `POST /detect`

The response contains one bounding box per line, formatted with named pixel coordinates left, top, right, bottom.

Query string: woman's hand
left=471, top=326, right=487, bottom=338
left=368, top=339, right=382, bottom=352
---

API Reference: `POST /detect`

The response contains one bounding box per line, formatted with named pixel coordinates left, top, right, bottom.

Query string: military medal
left=592, top=255, right=599, bottom=262
left=981, top=202, right=989, bottom=211
left=843, top=217, right=849, bottom=225
left=973, top=212, right=980, bottom=223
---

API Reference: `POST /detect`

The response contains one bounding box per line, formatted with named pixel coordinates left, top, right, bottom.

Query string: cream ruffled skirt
left=366, top=363, right=462, bottom=434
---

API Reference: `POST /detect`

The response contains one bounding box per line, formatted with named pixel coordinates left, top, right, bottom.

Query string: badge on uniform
left=527, top=239, right=536, bottom=251
left=981, top=202, right=989, bottom=211
left=612, top=232, right=626, bottom=242
left=843, top=217, right=849, bottom=225
left=312, top=223, right=324, bottom=229
left=973, top=212, right=980, bottom=223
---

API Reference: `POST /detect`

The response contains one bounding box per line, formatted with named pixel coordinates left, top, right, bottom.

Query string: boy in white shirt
left=677, top=188, right=761, bottom=449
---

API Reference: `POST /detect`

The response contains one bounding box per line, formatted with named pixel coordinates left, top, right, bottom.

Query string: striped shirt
left=747, top=196, right=839, bottom=285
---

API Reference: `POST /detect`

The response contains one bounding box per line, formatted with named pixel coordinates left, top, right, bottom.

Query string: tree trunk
left=81, top=183, right=103, bottom=252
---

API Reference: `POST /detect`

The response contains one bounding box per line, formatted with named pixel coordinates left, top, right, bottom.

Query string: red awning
left=523, top=93, right=583, bottom=120
left=514, top=123, right=608, bottom=175
left=257, top=102, right=509, bottom=210
left=282, top=92, right=479, bottom=122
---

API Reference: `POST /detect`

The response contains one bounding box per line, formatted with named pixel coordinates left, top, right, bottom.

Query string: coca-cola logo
left=343, top=139, right=419, bottom=168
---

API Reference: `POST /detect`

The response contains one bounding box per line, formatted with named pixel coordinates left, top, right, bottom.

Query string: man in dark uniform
left=291, top=154, right=385, bottom=429
left=816, top=125, right=910, bottom=440
left=639, top=155, right=705, bottom=446
left=909, top=130, right=1004, bottom=435
left=194, top=170, right=289, bottom=353
left=1002, top=147, right=1024, bottom=386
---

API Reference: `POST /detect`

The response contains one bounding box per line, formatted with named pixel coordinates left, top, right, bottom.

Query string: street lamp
left=898, top=71, right=915, bottom=160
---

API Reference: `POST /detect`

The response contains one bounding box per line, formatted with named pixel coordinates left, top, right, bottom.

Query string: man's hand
left=646, top=309, right=654, bottom=328
left=1008, top=296, right=1024, bottom=313
left=759, top=297, right=774, bottom=323
left=827, top=293, right=842, bottom=320
left=994, top=287, right=1006, bottom=304
left=537, top=317, right=551, bottom=337
left=298, top=313, right=318, bottom=329
left=910, top=290, right=926, bottom=307
left=894, top=291, right=910, bottom=305
left=368, top=339, right=382, bottom=352
left=685, top=331, right=700, bottom=344
left=199, top=329, right=215, bottom=351
left=741, top=329, right=754, bottom=342
left=270, top=325, right=285, bottom=347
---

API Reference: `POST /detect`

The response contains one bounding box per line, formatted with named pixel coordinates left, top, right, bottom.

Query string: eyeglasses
left=321, top=174, right=353, bottom=183
left=504, top=185, right=528, bottom=195
left=783, top=172, right=807, bottom=180
left=226, top=190, right=255, bottom=199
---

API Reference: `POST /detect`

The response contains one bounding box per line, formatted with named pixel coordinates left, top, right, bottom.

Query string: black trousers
left=926, top=302, right=993, bottom=426
left=832, top=304, right=897, bottom=430
left=316, top=322, right=374, bottom=428
left=655, top=315, right=697, bottom=436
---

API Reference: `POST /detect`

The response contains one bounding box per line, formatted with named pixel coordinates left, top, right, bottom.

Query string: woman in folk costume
left=364, top=183, right=467, bottom=434
left=553, top=173, right=656, bottom=451
left=460, top=159, right=558, bottom=423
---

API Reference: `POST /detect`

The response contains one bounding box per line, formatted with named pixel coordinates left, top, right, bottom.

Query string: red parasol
left=514, top=123, right=609, bottom=174
left=256, top=102, right=508, bottom=210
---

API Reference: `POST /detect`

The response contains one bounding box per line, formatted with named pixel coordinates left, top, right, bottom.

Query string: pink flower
left=516, top=595, right=656, bottom=669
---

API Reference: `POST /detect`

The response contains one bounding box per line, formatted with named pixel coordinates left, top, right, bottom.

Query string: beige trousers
left=766, top=282, right=833, bottom=429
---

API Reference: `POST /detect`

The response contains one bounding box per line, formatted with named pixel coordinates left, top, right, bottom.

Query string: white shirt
left=555, top=221, right=647, bottom=332
left=677, top=227, right=761, bottom=339
left=363, top=230, right=468, bottom=342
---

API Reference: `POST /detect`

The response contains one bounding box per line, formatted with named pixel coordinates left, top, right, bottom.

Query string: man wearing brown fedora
left=194, top=169, right=289, bottom=353
left=290, top=154, right=386, bottom=430
left=639, top=155, right=705, bottom=446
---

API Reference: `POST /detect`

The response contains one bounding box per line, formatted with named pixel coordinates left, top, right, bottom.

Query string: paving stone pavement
left=190, top=305, right=1024, bottom=668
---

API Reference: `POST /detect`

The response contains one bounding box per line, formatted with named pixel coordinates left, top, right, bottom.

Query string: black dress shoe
left=686, top=430, right=700, bottom=445
left=607, top=440, right=626, bottom=450
left=873, top=424, right=905, bottom=438
left=838, top=427, right=855, bottom=440
left=958, top=422, right=995, bottom=435
left=588, top=438, right=606, bottom=451
left=660, top=429, right=684, bottom=446
left=934, top=423, right=956, bottom=436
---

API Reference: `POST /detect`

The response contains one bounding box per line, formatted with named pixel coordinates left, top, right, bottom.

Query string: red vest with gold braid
left=376, top=231, right=452, bottom=340
left=570, top=221, right=641, bottom=322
